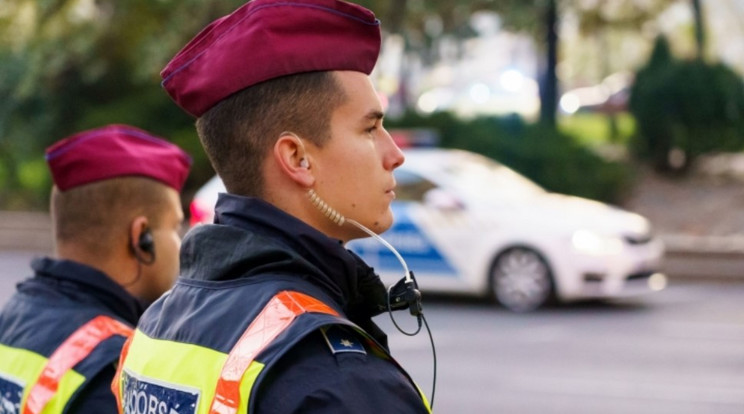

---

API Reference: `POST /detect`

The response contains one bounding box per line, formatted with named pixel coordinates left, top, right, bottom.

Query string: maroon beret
left=45, top=124, right=192, bottom=192
left=161, top=0, right=381, bottom=117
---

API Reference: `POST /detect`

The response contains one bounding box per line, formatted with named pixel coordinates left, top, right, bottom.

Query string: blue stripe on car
left=349, top=203, right=457, bottom=277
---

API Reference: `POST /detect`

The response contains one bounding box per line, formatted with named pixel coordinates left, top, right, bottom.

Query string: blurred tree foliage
left=629, top=35, right=744, bottom=173
left=0, top=0, right=697, bottom=210
left=361, top=0, right=677, bottom=128
left=0, top=0, right=247, bottom=208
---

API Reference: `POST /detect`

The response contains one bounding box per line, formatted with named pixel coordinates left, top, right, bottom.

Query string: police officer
left=114, top=0, right=431, bottom=413
left=0, top=124, right=191, bottom=413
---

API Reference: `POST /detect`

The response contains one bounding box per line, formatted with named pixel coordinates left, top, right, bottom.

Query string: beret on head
left=45, top=124, right=192, bottom=192
left=161, top=0, right=381, bottom=117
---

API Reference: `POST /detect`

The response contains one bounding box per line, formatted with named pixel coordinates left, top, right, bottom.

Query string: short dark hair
left=51, top=177, right=174, bottom=258
left=195, top=71, right=346, bottom=197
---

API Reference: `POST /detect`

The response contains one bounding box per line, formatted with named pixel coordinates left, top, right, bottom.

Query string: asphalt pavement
left=0, top=211, right=742, bottom=282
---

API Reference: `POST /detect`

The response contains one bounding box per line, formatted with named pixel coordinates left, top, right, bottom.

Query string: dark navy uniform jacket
left=135, top=194, right=428, bottom=413
left=0, top=257, right=144, bottom=413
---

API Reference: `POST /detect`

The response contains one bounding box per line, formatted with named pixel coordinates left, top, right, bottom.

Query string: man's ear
left=128, top=216, right=154, bottom=262
left=273, top=132, right=315, bottom=187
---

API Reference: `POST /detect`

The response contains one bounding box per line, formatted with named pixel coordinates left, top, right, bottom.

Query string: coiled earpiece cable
left=308, top=189, right=437, bottom=408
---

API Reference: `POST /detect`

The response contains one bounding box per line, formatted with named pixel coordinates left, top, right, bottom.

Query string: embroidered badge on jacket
left=321, top=326, right=367, bottom=355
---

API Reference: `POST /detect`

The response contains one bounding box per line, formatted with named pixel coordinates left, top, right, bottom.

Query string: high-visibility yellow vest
left=0, top=315, right=133, bottom=414
left=114, top=290, right=431, bottom=414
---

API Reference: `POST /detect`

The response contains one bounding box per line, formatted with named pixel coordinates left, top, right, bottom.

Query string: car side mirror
left=422, top=188, right=464, bottom=211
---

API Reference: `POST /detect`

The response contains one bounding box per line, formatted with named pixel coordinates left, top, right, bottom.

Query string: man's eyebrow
left=364, top=110, right=384, bottom=121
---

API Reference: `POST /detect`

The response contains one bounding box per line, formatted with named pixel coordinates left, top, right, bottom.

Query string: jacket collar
left=181, top=193, right=390, bottom=347
left=185, top=194, right=385, bottom=313
left=225, top=194, right=360, bottom=306
left=29, top=257, right=145, bottom=325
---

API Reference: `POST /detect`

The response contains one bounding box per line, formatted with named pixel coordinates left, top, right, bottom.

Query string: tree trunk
left=539, top=0, right=558, bottom=127
left=691, top=0, right=705, bottom=58
left=387, top=0, right=407, bottom=35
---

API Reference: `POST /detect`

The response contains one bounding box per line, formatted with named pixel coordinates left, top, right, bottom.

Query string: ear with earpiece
left=274, top=132, right=314, bottom=187
left=130, top=219, right=156, bottom=265
left=138, top=230, right=154, bottom=255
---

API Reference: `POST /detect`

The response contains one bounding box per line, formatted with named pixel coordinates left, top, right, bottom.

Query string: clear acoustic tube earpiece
left=305, top=188, right=422, bottom=320
left=305, top=187, right=436, bottom=408
left=307, top=189, right=412, bottom=282
left=308, top=189, right=345, bottom=226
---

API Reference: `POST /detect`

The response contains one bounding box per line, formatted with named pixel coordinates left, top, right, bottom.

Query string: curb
left=661, top=235, right=744, bottom=283
left=661, top=234, right=744, bottom=255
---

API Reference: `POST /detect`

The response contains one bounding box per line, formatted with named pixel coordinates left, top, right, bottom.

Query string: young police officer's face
left=141, top=188, right=184, bottom=302
left=312, top=71, right=405, bottom=241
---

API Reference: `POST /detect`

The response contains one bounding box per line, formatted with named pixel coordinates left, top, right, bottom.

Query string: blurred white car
left=190, top=148, right=666, bottom=312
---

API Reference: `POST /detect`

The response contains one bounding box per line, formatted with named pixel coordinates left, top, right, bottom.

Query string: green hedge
left=629, top=36, right=744, bottom=173
left=387, top=111, right=634, bottom=204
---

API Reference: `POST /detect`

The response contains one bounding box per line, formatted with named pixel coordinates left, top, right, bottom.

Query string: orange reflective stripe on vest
left=111, top=334, right=133, bottom=413
left=209, top=291, right=339, bottom=414
left=23, top=315, right=133, bottom=414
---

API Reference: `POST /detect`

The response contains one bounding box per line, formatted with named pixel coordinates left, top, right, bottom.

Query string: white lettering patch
left=122, top=370, right=200, bottom=414
left=0, top=373, right=23, bottom=414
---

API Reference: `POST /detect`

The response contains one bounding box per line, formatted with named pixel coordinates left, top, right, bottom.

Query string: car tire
left=489, top=246, right=554, bottom=312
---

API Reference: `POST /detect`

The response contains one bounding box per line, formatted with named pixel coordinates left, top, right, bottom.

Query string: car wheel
left=490, top=247, right=553, bottom=312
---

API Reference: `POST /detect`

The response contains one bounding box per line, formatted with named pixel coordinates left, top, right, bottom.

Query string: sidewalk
left=0, top=211, right=53, bottom=252
left=0, top=210, right=742, bottom=282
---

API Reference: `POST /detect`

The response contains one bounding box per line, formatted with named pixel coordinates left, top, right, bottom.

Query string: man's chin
left=345, top=212, right=393, bottom=239
left=374, top=211, right=395, bottom=234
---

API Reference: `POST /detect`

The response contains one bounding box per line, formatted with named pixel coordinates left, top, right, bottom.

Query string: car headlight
left=571, top=230, right=624, bottom=255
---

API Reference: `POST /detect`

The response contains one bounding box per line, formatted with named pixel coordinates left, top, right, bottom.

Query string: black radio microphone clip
left=388, top=271, right=423, bottom=317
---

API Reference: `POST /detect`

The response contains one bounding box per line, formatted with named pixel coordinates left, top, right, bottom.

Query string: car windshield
left=442, top=153, right=546, bottom=201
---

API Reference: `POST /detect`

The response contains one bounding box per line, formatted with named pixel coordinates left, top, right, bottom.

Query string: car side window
left=394, top=170, right=437, bottom=202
